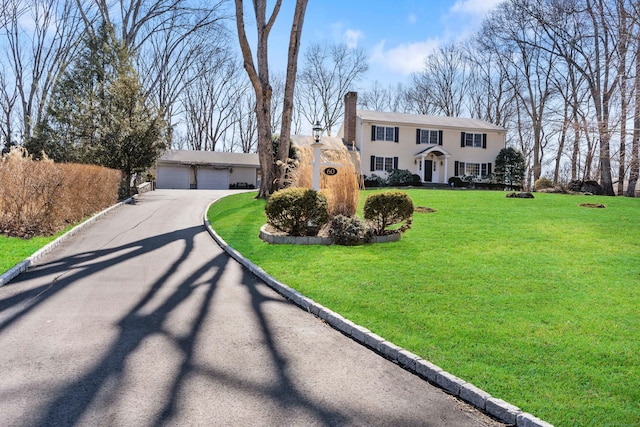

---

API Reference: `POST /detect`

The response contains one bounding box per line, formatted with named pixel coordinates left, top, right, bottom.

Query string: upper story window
left=461, top=132, right=487, bottom=149
left=416, top=129, right=443, bottom=145
left=371, top=125, right=399, bottom=142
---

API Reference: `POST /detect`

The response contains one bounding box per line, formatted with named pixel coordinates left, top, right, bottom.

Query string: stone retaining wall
left=259, top=224, right=401, bottom=245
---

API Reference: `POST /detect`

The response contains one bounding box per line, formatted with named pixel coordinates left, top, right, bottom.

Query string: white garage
left=196, top=168, right=229, bottom=190
left=155, top=150, right=260, bottom=190
left=156, top=164, right=190, bottom=189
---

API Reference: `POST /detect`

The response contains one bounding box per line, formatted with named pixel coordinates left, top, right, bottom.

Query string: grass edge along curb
left=0, top=196, right=135, bottom=287
left=204, top=196, right=554, bottom=427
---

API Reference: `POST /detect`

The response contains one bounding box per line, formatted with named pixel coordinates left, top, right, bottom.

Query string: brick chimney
left=344, top=91, right=357, bottom=147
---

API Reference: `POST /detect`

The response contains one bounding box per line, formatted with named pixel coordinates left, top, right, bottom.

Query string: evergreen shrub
left=328, top=215, right=371, bottom=246
left=265, top=187, right=329, bottom=236
left=387, top=169, right=422, bottom=186
left=363, top=191, right=414, bottom=235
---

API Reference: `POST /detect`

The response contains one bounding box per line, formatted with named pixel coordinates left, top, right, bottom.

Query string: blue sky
left=260, top=0, right=503, bottom=87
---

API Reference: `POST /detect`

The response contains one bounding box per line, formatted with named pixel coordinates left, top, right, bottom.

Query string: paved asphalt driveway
left=0, top=190, right=501, bottom=426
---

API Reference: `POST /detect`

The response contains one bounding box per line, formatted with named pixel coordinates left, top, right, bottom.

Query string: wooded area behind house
left=0, top=0, right=638, bottom=195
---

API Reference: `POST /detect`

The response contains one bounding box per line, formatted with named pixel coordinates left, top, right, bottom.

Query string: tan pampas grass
left=291, top=144, right=361, bottom=217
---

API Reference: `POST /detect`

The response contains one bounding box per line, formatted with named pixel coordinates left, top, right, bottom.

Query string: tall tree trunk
left=276, top=0, right=308, bottom=190
left=553, top=102, right=569, bottom=185
left=616, top=0, right=628, bottom=195
left=591, top=0, right=615, bottom=195
left=626, top=38, right=640, bottom=196
left=234, top=0, right=281, bottom=198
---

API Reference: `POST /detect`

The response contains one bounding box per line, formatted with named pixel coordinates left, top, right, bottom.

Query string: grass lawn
left=208, top=189, right=640, bottom=426
left=0, top=225, right=76, bottom=274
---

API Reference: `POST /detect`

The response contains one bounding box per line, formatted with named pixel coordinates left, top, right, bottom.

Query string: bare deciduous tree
left=183, top=54, right=244, bottom=151
left=525, top=0, right=624, bottom=195
left=482, top=0, right=559, bottom=183
left=228, top=88, right=258, bottom=154
left=468, top=35, right=516, bottom=128
left=0, top=67, right=18, bottom=153
left=297, top=42, right=368, bottom=135
left=1, top=0, right=82, bottom=142
left=235, top=0, right=309, bottom=197
left=413, top=44, right=470, bottom=117
left=359, top=81, right=412, bottom=113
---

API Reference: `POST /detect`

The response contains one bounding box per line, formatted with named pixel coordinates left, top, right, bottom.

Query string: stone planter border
left=259, top=224, right=401, bottom=245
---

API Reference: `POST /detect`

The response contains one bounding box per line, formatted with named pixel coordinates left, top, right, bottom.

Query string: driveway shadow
left=1, top=222, right=348, bottom=425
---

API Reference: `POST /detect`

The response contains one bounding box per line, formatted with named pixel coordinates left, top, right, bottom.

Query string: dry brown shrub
left=291, top=144, right=361, bottom=217
left=0, top=147, right=120, bottom=238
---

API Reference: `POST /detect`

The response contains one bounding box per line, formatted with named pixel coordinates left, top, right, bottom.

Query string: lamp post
left=311, top=121, right=323, bottom=191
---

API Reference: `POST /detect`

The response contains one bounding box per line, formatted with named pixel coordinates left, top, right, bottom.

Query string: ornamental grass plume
left=291, top=143, right=362, bottom=218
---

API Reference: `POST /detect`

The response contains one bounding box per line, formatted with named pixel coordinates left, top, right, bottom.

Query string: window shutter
left=438, top=130, right=443, bottom=146
left=482, top=133, right=487, bottom=149
left=394, top=127, right=399, bottom=143
left=488, top=163, right=492, bottom=175
left=370, top=156, right=375, bottom=171
left=455, top=161, right=459, bottom=176
left=371, top=125, right=376, bottom=141
left=393, top=157, right=399, bottom=169
left=416, top=129, right=421, bottom=144
left=460, top=132, right=465, bottom=147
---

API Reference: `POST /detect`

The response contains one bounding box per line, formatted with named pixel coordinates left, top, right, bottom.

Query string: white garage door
left=197, top=168, right=229, bottom=189
left=157, top=165, right=190, bottom=189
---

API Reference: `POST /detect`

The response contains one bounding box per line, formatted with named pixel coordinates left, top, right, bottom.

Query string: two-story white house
left=338, top=92, right=507, bottom=184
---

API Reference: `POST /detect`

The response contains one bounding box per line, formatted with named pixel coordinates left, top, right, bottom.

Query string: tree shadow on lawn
left=0, top=224, right=345, bottom=426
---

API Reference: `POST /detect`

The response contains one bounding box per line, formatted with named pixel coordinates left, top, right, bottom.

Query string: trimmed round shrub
left=328, top=215, right=371, bottom=246
left=265, top=187, right=329, bottom=236
left=363, top=191, right=414, bottom=236
left=534, top=177, right=554, bottom=191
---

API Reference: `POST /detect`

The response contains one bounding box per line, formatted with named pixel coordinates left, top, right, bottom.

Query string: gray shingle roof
left=157, top=150, right=259, bottom=167
left=357, top=110, right=506, bottom=132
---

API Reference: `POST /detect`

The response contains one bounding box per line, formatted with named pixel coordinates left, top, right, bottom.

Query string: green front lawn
left=208, top=189, right=640, bottom=426
left=0, top=229, right=72, bottom=274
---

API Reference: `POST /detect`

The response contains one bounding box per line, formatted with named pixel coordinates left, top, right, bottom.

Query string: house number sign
left=323, top=167, right=338, bottom=176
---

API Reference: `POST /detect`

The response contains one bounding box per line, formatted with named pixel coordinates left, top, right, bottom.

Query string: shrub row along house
left=335, top=92, right=507, bottom=184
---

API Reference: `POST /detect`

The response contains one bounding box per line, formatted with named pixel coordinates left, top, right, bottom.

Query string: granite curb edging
left=204, top=199, right=554, bottom=427
left=0, top=197, right=134, bottom=287
left=258, top=224, right=402, bottom=245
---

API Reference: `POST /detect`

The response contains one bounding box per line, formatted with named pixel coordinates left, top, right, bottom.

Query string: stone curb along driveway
left=0, top=197, right=134, bottom=287
left=204, top=199, right=555, bottom=427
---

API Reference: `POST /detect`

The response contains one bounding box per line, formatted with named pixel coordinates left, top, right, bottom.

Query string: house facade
left=338, top=92, right=507, bottom=184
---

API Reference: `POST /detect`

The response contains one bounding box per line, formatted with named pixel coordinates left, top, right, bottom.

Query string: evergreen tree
left=495, top=147, right=525, bottom=189
left=29, top=22, right=165, bottom=196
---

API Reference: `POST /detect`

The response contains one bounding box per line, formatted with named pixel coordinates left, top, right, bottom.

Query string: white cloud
left=408, top=13, right=418, bottom=25
left=371, top=38, right=440, bottom=76
left=450, top=0, right=502, bottom=15
left=344, top=29, right=363, bottom=49
left=329, top=22, right=364, bottom=48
